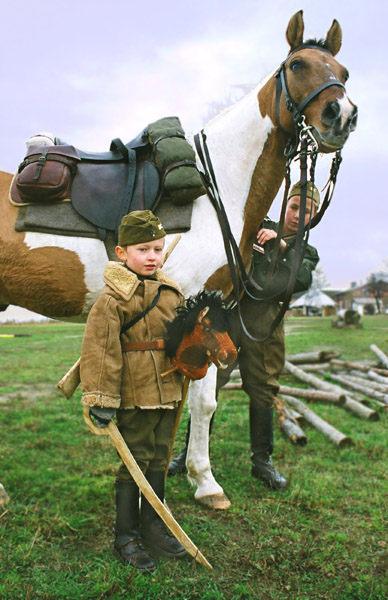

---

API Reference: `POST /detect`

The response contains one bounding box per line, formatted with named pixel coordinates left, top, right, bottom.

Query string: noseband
left=274, top=45, right=346, bottom=158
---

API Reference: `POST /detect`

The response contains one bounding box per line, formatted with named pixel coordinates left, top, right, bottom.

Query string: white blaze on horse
left=0, top=11, right=357, bottom=508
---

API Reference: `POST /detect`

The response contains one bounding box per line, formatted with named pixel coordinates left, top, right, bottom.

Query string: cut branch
left=286, top=351, right=340, bottom=364
left=279, top=385, right=345, bottom=405
left=274, top=397, right=307, bottom=446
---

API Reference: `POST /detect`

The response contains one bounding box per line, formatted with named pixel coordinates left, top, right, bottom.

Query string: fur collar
left=103, top=261, right=182, bottom=299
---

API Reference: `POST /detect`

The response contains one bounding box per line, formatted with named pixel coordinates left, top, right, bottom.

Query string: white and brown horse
left=0, top=11, right=357, bottom=508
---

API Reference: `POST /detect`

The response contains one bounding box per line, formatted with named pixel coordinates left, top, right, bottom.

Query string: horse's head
left=269, top=10, right=358, bottom=153
left=165, top=290, right=237, bottom=380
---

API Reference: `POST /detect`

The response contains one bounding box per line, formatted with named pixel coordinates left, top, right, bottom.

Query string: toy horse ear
left=197, top=307, right=210, bottom=323
left=286, top=10, right=304, bottom=53
left=325, top=19, right=342, bottom=56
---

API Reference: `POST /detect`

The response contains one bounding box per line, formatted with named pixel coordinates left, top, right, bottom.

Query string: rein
left=194, top=46, right=344, bottom=342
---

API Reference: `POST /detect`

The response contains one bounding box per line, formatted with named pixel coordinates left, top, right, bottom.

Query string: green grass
left=0, top=317, right=387, bottom=599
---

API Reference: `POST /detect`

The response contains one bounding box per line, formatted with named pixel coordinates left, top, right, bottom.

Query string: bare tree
left=365, top=273, right=388, bottom=314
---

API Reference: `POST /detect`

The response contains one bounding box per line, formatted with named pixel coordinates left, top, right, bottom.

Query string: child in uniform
left=80, top=210, right=186, bottom=572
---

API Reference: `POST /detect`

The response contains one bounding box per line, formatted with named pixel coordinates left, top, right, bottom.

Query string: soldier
left=80, top=210, right=186, bottom=572
left=169, top=182, right=320, bottom=491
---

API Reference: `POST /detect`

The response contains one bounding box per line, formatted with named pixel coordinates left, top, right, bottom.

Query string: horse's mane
left=289, top=38, right=330, bottom=54
left=165, top=290, right=233, bottom=358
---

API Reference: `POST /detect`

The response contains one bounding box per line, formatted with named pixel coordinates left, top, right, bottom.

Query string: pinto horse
left=0, top=11, right=357, bottom=508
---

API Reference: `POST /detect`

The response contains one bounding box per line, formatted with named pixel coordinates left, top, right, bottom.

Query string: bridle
left=194, top=44, right=345, bottom=342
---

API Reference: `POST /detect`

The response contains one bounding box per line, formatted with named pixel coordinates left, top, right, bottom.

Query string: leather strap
left=121, top=339, right=165, bottom=352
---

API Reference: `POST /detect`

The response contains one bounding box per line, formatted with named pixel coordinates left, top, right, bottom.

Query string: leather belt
left=121, top=339, right=165, bottom=352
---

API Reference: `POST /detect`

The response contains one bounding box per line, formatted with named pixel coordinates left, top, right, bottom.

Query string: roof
left=291, top=288, right=337, bottom=308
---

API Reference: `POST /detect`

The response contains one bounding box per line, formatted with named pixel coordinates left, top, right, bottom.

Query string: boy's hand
left=89, top=406, right=116, bottom=428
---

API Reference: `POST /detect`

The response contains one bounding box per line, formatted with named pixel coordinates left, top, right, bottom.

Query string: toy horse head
left=165, top=290, right=237, bottom=380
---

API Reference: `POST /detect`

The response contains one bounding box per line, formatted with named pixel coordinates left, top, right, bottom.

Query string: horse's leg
left=0, top=483, right=10, bottom=506
left=186, top=366, right=231, bottom=510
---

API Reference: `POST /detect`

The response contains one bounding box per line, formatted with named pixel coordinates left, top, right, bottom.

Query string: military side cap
left=288, top=181, right=320, bottom=208
left=118, top=210, right=166, bottom=246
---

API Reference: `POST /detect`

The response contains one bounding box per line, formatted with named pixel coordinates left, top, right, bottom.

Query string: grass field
left=0, top=316, right=387, bottom=599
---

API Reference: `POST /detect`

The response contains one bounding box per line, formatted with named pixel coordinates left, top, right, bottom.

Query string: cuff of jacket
left=81, top=392, right=121, bottom=409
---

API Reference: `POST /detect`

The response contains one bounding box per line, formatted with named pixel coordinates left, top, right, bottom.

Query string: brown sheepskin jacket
left=80, top=261, right=184, bottom=410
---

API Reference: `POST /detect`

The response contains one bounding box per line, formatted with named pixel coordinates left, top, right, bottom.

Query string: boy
left=80, top=210, right=186, bottom=572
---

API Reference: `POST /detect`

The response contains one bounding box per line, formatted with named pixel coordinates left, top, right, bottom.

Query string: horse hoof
left=195, top=492, right=231, bottom=510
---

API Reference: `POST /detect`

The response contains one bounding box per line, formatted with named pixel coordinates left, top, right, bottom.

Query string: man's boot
left=141, top=471, right=187, bottom=558
left=112, top=480, right=156, bottom=572
left=250, top=405, right=287, bottom=489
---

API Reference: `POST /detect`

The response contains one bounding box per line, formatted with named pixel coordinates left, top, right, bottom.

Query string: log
left=348, top=372, right=388, bottom=393
left=278, top=385, right=345, bottom=405
left=367, top=369, right=388, bottom=386
left=369, top=344, right=388, bottom=369
left=282, top=362, right=331, bottom=373
left=329, top=373, right=388, bottom=405
left=278, top=394, right=352, bottom=447
left=274, top=397, right=307, bottom=446
left=221, top=382, right=242, bottom=391
left=330, top=359, right=375, bottom=372
left=284, top=361, right=379, bottom=421
left=286, top=350, right=340, bottom=364
left=371, top=367, right=388, bottom=377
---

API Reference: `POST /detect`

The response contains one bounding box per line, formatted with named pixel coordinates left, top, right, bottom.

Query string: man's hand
left=89, top=406, right=116, bottom=428
left=257, top=228, right=287, bottom=252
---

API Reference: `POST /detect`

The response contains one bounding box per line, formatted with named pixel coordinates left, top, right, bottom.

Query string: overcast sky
left=1, top=0, right=387, bottom=320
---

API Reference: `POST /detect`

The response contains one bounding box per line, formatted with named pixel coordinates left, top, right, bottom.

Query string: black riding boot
left=141, top=471, right=187, bottom=558
left=112, top=480, right=156, bottom=572
left=250, top=405, right=287, bottom=489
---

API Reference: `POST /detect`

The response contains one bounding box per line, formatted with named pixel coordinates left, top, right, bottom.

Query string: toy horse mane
left=165, top=290, right=232, bottom=358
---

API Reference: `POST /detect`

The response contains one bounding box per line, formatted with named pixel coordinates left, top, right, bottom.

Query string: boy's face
left=115, top=238, right=165, bottom=276
left=284, top=195, right=316, bottom=236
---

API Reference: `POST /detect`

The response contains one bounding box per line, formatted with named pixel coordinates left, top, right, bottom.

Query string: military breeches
left=217, top=297, right=285, bottom=409
left=116, top=406, right=178, bottom=482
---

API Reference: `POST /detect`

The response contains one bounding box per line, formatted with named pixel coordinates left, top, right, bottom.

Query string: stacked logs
left=220, top=344, right=388, bottom=448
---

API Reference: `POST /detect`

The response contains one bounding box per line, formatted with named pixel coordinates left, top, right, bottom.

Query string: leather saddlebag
left=15, top=145, right=80, bottom=203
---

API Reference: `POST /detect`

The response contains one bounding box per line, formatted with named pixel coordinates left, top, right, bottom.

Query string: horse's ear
left=325, top=19, right=342, bottom=56
left=197, top=307, right=209, bottom=323
left=286, top=10, right=304, bottom=53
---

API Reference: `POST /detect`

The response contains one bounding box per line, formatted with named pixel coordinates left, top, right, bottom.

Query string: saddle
left=10, top=117, right=205, bottom=242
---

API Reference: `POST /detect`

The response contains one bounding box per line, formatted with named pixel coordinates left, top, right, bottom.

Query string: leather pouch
left=16, top=145, right=80, bottom=202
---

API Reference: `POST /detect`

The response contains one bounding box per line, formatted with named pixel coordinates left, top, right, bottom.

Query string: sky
left=0, top=0, right=387, bottom=321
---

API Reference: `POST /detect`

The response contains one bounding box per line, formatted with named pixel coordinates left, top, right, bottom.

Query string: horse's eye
left=342, top=70, right=349, bottom=83
left=290, top=59, right=303, bottom=72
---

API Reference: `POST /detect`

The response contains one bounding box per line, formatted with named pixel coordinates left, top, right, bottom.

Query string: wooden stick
left=278, top=394, right=352, bottom=448
left=330, top=358, right=376, bottom=372
left=284, top=361, right=378, bottom=421
left=369, top=344, right=388, bottom=369
left=83, top=407, right=212, bottom=570
left=165, top=376, right=190, bottom=478
left=278, top=385, right=345, bottom=405
left=348, top=372, right=388, bottom=393
left=283, top=362, right=331, bottom=373
left=57, top=357, right=81, bottom=399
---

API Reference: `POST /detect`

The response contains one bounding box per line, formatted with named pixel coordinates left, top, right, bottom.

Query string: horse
left=0, top=11, right=357, bottom=509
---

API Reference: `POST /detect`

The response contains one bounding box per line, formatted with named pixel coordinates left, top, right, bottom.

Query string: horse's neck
left=201, top=75, right=286, bottom=230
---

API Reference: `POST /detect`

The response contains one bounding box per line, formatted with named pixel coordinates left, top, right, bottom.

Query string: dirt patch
left=0, top=383, right=61, bottom=405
